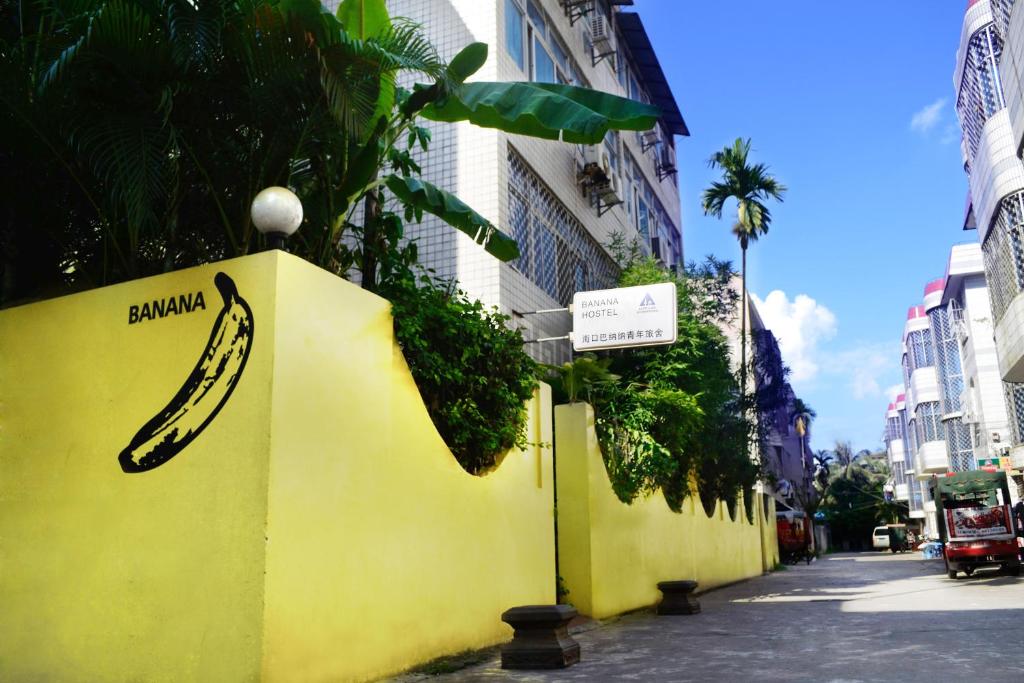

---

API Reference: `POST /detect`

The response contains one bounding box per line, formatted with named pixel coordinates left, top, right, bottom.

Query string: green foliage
left=384, top=175, right=519, bottom=260
left=383, top=276, right=537, bottom=475
left=1, top=0, right=664, bottom=304
left=581, top=255, right=758, bottom=511
left=0, top=0, right=660, bottom=484
left=543, top=354, right=619, bottom=404
left=701, top=138, right=787, bottom=249
left=421, top=81, right=661, bottom=144
left=819, top=446, right=904, bottom=548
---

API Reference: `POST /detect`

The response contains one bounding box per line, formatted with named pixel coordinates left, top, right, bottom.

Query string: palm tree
left=701, top=138, right=786, bottom=394
left=791, top=397, right=816, bottom=499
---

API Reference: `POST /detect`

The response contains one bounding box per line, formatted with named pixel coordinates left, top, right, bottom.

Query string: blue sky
left=637, top=1, right=972, bottom=454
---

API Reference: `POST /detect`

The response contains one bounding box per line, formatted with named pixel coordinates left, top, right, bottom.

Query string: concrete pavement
left=393, top=552, right=1024, bottom=682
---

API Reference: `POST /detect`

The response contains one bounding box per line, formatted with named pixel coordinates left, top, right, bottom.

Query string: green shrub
left=583, top=255, right=758, bottom=511
left=384, top=277, right=537, bottom=474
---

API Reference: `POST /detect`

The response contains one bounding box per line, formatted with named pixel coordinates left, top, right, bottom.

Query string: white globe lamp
left=251, top=186, right=303, bottom=251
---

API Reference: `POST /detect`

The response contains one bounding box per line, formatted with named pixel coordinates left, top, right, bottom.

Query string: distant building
left=884, top=244, right=1015, bottom=537
left=379, top=0, right=687, bottom=364
left=749, top=308, right=814, bottom=512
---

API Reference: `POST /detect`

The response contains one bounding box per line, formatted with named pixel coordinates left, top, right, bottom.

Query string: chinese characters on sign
left=945, top=505, right=1013, bottom=539
left=571, top=282, right=677, bottom=352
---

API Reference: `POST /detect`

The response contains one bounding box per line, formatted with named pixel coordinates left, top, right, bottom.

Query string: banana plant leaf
left=420, top=81, right=661, bottom=144
left=384, top=175, right=519, bottom=261
left=336, top=0, right=390, bottom=39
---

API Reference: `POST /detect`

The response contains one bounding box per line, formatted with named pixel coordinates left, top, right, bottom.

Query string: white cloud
left=885, top=383, right=904, bottom=402
left=751, top=290, right=837, bottom=383
left=910, top=98, right=947, bottom=134
left=940, top=123, right=959, bottom=145
left=818, top=343, right=901, bottom=401
left=845, top=350, right=891, bottom=399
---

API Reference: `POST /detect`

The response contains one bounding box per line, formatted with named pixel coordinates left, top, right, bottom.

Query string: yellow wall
left=258, top=254, right=555, bottom=682
left=555, top=403, right=776, bottom=619
left=0, top=252, right=555, bottom=682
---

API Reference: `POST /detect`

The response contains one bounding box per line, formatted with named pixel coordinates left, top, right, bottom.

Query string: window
left=637, top=195, right=649, bottom=238
left=533, top=38, right=556, bottom=83
left=527, top=0, right=546, bottom=38
left=550, top=36, right=569, bottom=75
left=616, top=56, right=628, bottom=89
left=907, top=329, right=933, bottom=371
left=522, top=1, right=575, bottom=84
left=505, top=0, right=525, bottom=71
left=916, top=401, right=943, bottom=444
left=507, top=150, right=619, bottom=305
left=603, top=131, right=620, bottom=178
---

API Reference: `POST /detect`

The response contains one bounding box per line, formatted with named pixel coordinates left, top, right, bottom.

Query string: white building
left=953, top=1, right=1024, bottom=497
left=941, top=242, right=1012, bottom=465
left=885, top=243, right=1019, bottom=537
left=383, top=0, right=687, bottom=363
left=992, top=0, right=1023, bottom=159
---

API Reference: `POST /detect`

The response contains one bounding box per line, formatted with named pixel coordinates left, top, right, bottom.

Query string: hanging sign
left=571, top=282, right=677, bottom=352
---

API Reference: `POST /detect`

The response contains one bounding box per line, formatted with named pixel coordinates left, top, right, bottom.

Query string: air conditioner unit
left=656, top=142, right=677, bottom=181
left=581, top=145, right=611, bottom=183
left=590, top=14, right=612, bottom=53
left=640, top=130, right=659, bottom=152
left=597, top=171, right=621, bottom=204
left=659, top=144, right=674, bottom=168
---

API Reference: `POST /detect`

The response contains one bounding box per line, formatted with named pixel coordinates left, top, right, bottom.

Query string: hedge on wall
left=384, top=276, right=537, bottom=475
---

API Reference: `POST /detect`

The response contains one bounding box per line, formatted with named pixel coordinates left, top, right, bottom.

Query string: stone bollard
left=656, top=580, right=701, bottom=615
left=500, top=604, right=581, bottom=669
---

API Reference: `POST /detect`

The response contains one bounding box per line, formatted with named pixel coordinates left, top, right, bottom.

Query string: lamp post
left=251, top=186, right=303, bottom=251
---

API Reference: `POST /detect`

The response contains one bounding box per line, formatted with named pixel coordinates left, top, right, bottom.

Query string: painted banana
left=119, top=272, right=254, bottom=473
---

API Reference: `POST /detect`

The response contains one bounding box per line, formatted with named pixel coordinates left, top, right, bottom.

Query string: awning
left=615, top=12, right=689, bottom=137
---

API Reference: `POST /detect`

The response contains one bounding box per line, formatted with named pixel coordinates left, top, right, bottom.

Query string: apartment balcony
left=895, top=483, right=909, bottom=501
left=889, top=440, right=905, bottom=462
left=909, top=367, right=940, bottom=412
left=915, top=440, right=950, bottom=476
left=966, top=110, right=1024, bottom=240
left=994, top=292, right=1024, bottom=382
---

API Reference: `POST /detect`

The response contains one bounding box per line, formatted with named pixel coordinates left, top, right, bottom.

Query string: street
left=397, top=552, right=1024, bottom=682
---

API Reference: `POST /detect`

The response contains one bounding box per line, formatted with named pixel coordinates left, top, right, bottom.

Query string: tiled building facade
left=381, top=0, right=687, bottom=364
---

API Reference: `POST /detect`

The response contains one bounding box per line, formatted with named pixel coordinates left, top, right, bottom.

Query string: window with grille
left=945, top=417, right=975, bottom=471
left=907, top=329, right=934, bottom=371
left=1003, top=381, right=1024, bottom=445
left=900, top=409, right=910, bottom=454
left=928, top=306, right=965, bottom=415
left=983, top=191, right=1024, bottom=323
left=956, top=23, right=1006, bottom=162
left=887, top=416, right=904, bottom=443
left=916, top=401, right=944, bottom=444
left=507, top=149, right=619, bottom=305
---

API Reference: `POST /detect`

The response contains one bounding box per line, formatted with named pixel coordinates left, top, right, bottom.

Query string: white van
left=872, top=526, right=891, bottom=550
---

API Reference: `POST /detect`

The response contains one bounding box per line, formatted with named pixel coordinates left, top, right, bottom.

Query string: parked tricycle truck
left=930, top=470, right=1021, bottom=579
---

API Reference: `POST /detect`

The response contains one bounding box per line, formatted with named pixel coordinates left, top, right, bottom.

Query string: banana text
left=129, top=291, right=206, bottom=325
